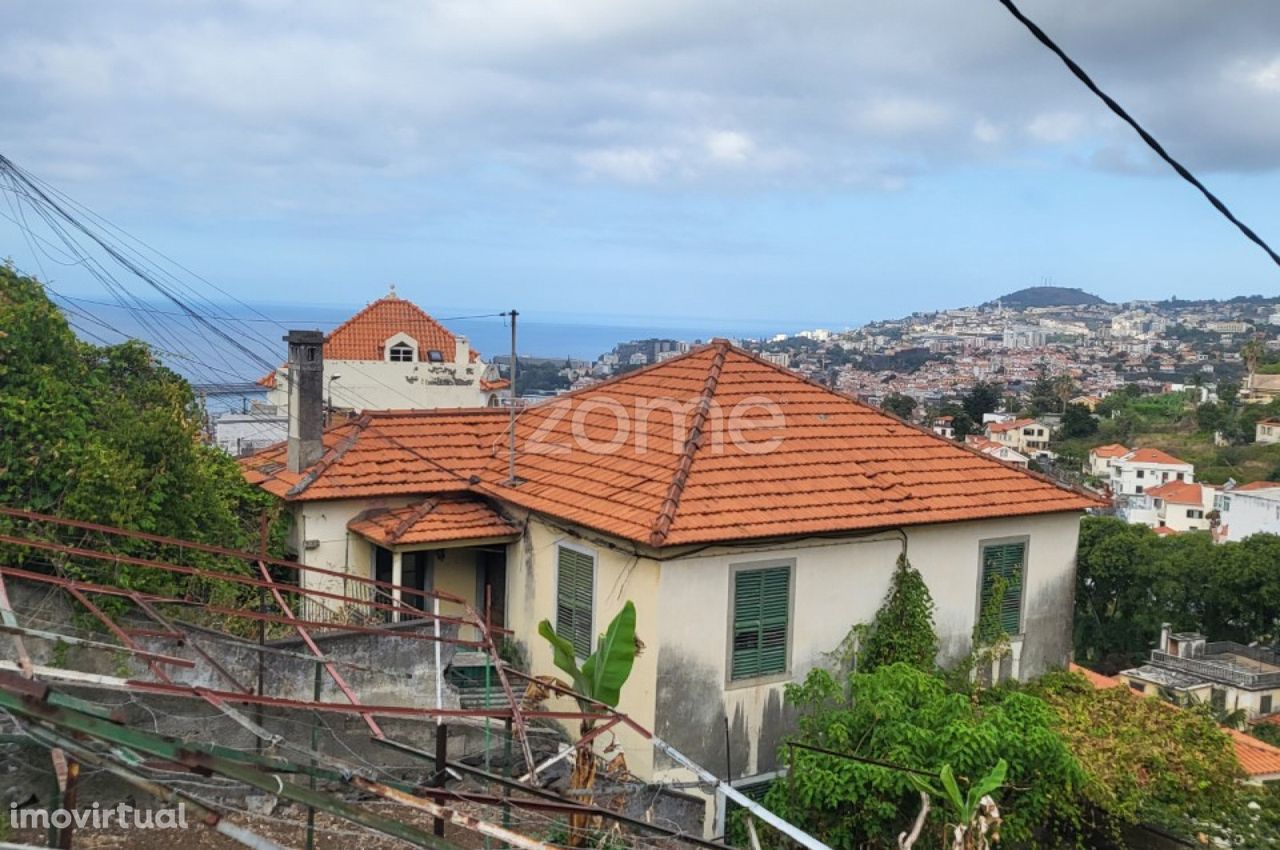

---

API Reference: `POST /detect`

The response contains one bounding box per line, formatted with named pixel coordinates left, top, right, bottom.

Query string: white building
left=1256, top=418, right=1280, bottom=445
left=213, top=407, right=288, bottom=457
left=1086, top=443, right=1129, bottom=479
left=1109, top=448, right=1194, bottom=498
left=964, top=436, right=1030, bottom=468
left=263, top=290, right=509, bottom=413
left=1121, top=480, right=1215, bottom=532
left=1214, top=482, right=1280, bottom=542
left=985, top=418, right=1050, bottom=456
left=1121, top=628, right=1280, bottom=722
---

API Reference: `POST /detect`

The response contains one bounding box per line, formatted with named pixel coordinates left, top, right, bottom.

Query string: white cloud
left=577, top=147, right=669, bottom=183
left=973, top=118, right=1003, bottom=144
left=705, top=130, right=754, bottom=164
left=1026, top=112, right=1088, bottom=144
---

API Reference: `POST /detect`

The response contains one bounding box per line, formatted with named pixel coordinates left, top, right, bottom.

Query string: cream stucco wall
left=501, top=510, right=1082, bottom=790
left=647, top=511, right=1082, bottom=783
left=503, top=515, right=664, bottom=779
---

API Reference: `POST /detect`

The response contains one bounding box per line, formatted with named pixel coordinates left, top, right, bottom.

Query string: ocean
left=52, top=295, right=825, bottom=412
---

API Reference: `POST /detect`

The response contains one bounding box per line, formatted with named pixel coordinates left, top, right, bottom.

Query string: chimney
left=1159, top=623, right=1171, bottom=653
left=455, top=335, right=470, bottom=366
left=285, top=330, right=325, bottom=473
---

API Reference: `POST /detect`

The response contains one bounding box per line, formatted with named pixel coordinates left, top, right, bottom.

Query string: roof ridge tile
left=649, top=340, right=729, bottom=546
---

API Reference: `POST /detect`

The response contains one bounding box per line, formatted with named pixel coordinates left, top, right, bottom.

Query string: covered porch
left=346, top=496, right=520, bottom=631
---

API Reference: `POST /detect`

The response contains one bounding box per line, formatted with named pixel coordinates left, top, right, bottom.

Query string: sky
left=2, top=0, right=1279, bottom=330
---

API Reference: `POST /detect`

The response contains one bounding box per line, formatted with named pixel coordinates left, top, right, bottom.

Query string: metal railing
left=1150, top=650, right=1280, bottom=689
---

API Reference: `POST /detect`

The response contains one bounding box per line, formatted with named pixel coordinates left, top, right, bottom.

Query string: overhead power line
left=994, top=0, right=1280, bottom=269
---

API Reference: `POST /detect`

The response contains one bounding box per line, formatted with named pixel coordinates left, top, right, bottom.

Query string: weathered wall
left=503, top=515, right=664, bottom=777
left=650, top=511, right=1082, bottom=782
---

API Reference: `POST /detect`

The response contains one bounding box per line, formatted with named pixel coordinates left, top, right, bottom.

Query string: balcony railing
left=1150, top=649, right=1280, bottom=689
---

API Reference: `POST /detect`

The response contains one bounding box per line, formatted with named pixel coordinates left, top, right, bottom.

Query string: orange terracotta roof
left=1235, top=481, right=1280, bottom=492
left=1255, top=713, right=1280, bottom=728
left=1072, top=664, right=1280, bottom=779
left=1124, top=447, right=1190, bottom=467
left=256, top=370, right=277, bottom=389
left=324, top=295, right=469, bottom=362
left=986, top=418, right=1036, bottom=433
left=348, top=497, right=519, bottom=546
left=1068, top=663, right=1124, bottom=689
left=243, top=341, right=1102, bottom=547
left=1152, top=525, right=1180, bottom=537
left=1090, top=443, right=1130, bottom=458
left=1226, top=728, right=1280, bottom=779
left=1145, top=480, right=1205, bottom=505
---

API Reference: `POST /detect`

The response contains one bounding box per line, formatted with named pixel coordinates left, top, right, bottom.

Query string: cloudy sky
left=2, top=0, right=1279, bottom=328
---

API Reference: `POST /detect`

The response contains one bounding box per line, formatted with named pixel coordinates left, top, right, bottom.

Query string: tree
left=538, top=602, right=638, bottom=845
left=760, top=664, right=1085, bottom=849
left=1059, top=403, right=1097, bottom=439
left=1219, top=380, right=1241, bottom=407
left=880, top=392, right=917, bottom=421
left=1196, top=401, right=1227, bottom=434
left=857, top=554, right=937, bottom=674
left=0, top=264, right=281, bottom=588
left=961, top=382, right=1001, bottom=423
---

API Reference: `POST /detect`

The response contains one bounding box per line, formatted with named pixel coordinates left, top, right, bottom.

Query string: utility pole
left=507, top=309, right=518, bottom=485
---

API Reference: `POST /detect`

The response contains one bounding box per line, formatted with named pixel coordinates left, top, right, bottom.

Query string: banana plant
left=907, top=759, right=1007, bottom=850
left=538, top=601, right=638, bottom=846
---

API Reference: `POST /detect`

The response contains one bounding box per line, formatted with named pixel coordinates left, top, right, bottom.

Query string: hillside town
left=6, top=2, right=1280, bottom=848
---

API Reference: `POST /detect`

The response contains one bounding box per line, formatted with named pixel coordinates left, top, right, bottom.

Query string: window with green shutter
left=556, top=546, right=594, bottom=658
left=979, top=541, right=1025, bottom=639
left=731, top=565, right=791, bottom=681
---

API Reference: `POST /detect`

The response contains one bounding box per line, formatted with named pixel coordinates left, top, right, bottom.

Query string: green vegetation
left=856, top=554, right=937, bottom=674
left=0, top=263, right=283, bottom=596
left=985, top=286, right=1107, bottom=309
left=879, top=392, right=917, bottom=420
left=1057, top=383, right=1280, bottom=485
left=1074, top=516, right=1280, bottom=671
left=513, top=356, right=573, bottom=393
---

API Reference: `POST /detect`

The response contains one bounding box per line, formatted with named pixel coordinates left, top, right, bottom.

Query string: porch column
left=391, top=550, right=403, bottom=623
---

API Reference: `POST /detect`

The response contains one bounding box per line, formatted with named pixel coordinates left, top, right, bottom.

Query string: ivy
left=857, top=553, right=939, bottom=674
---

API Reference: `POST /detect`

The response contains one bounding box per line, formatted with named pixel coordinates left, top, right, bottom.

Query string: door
left=477, top=549, right=507, bottom=628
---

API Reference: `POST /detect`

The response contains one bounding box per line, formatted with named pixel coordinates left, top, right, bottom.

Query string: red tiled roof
left=986, top=418, right=1036, bottom=433
left=1090, top=443, right=1130, bottom=458
left=1068, top=663, right=1124, bottom=689
left=1152, top=525, right=1180, bottom=537
left=1255, top=713, right=1280, bottom=728
left=1226, top=728, right=1280, bottom=779
left=324, top=295, right=466, bottom=362
left=256, top=370, right=277, bottom=389
left=1072, top=664, right=1280, bottom=779
left=1124, top=448, right=1190, bottom=467
left=1145, top=480, right=1205, bottom=505
left=243, top=342, right=1102, bottom=547
left=1235, top=481, right=1280, bottom=492
left=348, top=497, right=519, bottom=546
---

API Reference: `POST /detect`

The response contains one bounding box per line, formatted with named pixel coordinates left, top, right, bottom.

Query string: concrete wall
left=268, top=356, right=503, bottom=412
left=1111, top=460, right=1194, bottom=497
left=649, top=511, right=1082, bottom=782
left=1220, top=489, right=1280, bottom=541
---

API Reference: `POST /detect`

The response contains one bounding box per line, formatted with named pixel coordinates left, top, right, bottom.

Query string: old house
left=260, top=289, right=510, bottom=412
left=242, top=337, right=1098, bottom=798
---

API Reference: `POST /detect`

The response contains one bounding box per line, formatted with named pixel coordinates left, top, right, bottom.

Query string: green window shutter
left=731, top=566, right=790, bottom=680
left=980, top=542, right=1025, bottom=638
left=556, top=546, right=594, bottom=658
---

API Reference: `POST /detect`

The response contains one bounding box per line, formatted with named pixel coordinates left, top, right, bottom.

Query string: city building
left=1255, top=417, right=1280, bottom=445
left=985, top=418, right=1050, bottom=456
left=261, top=289, right=509, bottom=413
left=1086, top=443, right=1129, bottom=479
left=1119, top=627, right=1280, bottom=722
left=931, top=415, right=955, bottom=440
left=1109, top=448, right=1194, bottom=497
left=964, top=435, right=1030, bottom=468
left=1121, top=479, right=1215, bottom=532
left=1213, top=482, right=1280, bottom=542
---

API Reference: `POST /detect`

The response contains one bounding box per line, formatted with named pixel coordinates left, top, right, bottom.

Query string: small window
left=1137, top=470, right=1145, bottom=479
left=1261, top=694, right=1273, bottom=715
left=731, top=565, right=791, bottom=681
left=1129, top=681, right=1145, bottom=693
left=1188, top=509, right=1204, bottom=519
left=389, top=342, right=414, bottom=362
left=979, top=540, right=1025, bottom=638
left=555, top=545, right=594, bottom=658
left=1136, top=485, right=1144, bottom=494
left=427, top=349, right=446, bottom=363
left=1211, top=688, right=1227, bottom=713
left=1177, top=472, right=1185, bottom=481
